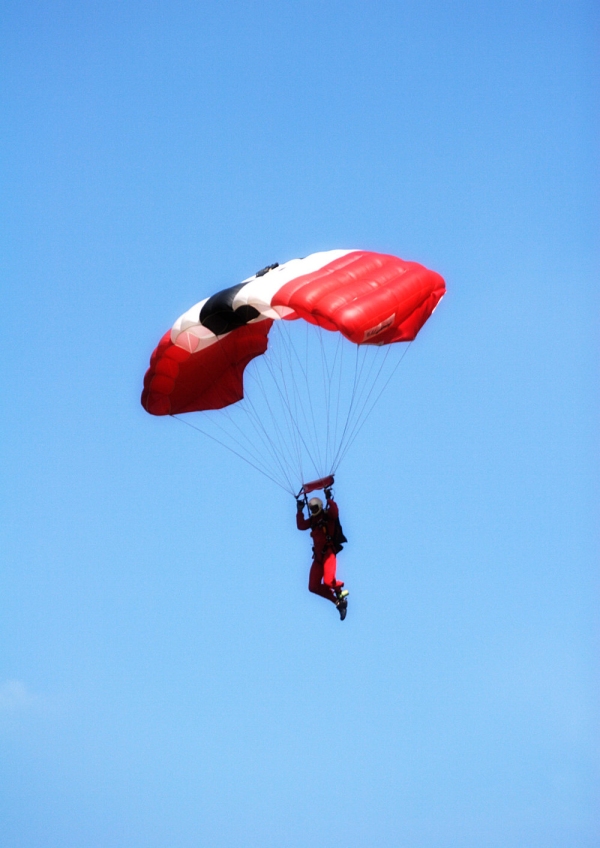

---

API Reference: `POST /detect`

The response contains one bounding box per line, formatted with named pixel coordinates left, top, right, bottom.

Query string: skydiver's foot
left=336, top=597, right=348, bottom=621
left=335, top=587, right=349, bottom=603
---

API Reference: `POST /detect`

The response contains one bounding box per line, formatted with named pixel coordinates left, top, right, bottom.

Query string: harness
left=310, top=513, right=334, bottom=558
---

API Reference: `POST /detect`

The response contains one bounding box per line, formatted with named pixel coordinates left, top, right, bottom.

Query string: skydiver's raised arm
left=296, top=500, right=311, bottom=530
left=325, top=498, right=339, bottom=519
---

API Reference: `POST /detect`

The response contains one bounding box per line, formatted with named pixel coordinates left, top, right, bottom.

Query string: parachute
left=142, top=249, right=445, bottom=492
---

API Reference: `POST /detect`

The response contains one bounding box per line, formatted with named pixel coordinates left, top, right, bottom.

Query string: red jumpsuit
left=297, top=498, right=344, bottom=603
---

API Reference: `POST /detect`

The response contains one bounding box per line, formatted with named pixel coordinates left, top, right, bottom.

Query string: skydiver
left=296, top=486, right=349, bottom=620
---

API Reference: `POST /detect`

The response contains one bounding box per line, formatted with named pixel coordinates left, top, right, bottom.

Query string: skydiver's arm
left=296, top=503, right=311, bottom=530
left=325, top=499, right=339, bottom=519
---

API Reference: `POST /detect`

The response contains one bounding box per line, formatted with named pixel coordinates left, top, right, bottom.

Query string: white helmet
left=308, top=497, right=323, bottom=515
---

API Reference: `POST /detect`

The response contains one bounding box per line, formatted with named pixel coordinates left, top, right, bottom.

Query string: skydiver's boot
left=335, top=588, right=349, bottom=621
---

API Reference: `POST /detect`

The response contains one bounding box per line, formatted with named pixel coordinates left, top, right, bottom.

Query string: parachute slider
left=299, top=475, right=334, bottom=496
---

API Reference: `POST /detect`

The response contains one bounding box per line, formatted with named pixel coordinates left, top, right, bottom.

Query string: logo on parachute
left=363, top=313, right=395, bottom=342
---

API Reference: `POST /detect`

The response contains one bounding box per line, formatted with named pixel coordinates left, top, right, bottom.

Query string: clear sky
left=1, top=2, right=598, bottom=846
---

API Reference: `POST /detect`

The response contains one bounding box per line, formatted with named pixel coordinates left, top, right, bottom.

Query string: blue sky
left=1, top=2, right=598, bottom=846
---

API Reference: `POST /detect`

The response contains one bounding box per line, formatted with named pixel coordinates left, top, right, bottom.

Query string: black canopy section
left=199, top=283, right=261, bottom=336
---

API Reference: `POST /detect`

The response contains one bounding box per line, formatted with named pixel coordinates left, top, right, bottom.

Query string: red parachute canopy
left=142, top=249, right=445, bottom=417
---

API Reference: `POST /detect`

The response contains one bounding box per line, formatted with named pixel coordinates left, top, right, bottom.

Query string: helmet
left=308, top=497, right=323, bottom=515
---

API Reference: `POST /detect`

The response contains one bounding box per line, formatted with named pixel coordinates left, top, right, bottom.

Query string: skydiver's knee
left=308, top=574, right=321, bottom=593
left=308, top=565, right=323, bottom=594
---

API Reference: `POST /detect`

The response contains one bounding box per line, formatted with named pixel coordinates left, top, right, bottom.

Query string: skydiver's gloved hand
left=324, top=488, right=332, bottom=500
left=296, top=500, right=305, bottom=512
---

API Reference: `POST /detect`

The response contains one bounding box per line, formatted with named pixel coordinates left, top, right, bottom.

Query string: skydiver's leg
left=322, top=550, right=344, bottom=591
left=308, top=557, right=337, bottom=603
